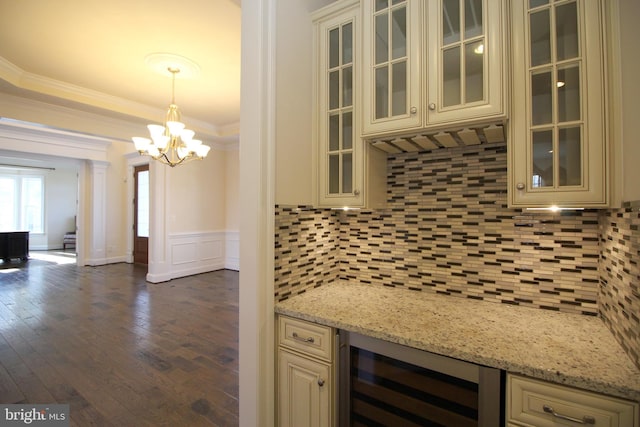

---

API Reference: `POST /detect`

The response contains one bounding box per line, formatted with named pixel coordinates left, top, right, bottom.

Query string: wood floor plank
left=0, top=258, right=239, bottom=425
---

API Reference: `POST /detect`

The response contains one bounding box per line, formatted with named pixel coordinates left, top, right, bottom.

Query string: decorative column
left=146, top=161, right=172, bottom=282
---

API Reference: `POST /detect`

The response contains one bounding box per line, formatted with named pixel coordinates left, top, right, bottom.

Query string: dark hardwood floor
left=0, top=257, right=239, bottom=426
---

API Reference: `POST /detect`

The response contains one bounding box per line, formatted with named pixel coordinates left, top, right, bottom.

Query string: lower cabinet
left=277, top=315, right=336, bottom=427
left=507, top=374, right=639, bottom=427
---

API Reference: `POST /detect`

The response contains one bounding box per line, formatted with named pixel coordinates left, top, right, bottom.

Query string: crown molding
left=0, top=118, right=111, bottom=161
left=0, top=56, right=229, bottom=138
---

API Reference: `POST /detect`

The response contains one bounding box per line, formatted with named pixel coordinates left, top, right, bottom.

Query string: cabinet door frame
left=508, top=0, right=608, bottom=208
left=361, top=0, right=423, bottom=136
left=314, top=0, right=365, bottom=208
left=426, top=0, right=507, bottom=125
left=278, top=349, right=332, bottom=427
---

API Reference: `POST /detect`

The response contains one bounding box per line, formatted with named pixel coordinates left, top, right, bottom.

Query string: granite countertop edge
left=274, top=283, right=640, bottom=403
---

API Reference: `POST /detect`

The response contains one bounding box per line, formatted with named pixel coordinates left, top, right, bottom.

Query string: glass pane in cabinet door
left=391, top=61, right=407, bottom=115
left=559, top=127, right=582, bottom=186
left=343, top=112, right=353, bottom=150
left=392, top=0, right=405, bottom=5
left=443, top=47, right=461, bottom=107
left=530, top=9, right=551, bottom=66
left=531, top=71, right=552, bottom=125
left=375, top=66, right=389, bottom=119
left=342, top=23, right=353, bottom=64
left=443, top=0, right=461, bottom=45
left=342, top=153, right=353, bottom=194
left=556, top=2, right=578, bottom=61
left=329, top=28, right=340, bottom=69
left=329, top=154, right=339, bottom=194
left=557, top=65, right=580, bottom=122
left=329, top=114, right=339, bottom=151
left=375, top=13, right=389, bottom=65
left=465, top=41, right=484, bottom=103
left=465, top=0, right=483, bottom=39
left=391, top=7, right=406, bottom=60
left=329, top=71, right=339, bottom=110
left=529, top=0, right=548, bottom=8
left=343, top=66, right=353, bottom=107
left=532, top=130, right=554, bottom=188
left=376, top=0, right=388, bottom=12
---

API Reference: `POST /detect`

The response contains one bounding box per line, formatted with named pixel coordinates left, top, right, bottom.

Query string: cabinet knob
left=410, top=106, right=417, bottom=114
left=516, top=182, right=525, bottom=190
left=353, top=189, right=360, bottom=196
left=428, top=103, right=436, bottom=111
left=317, top=378, right=325, bottom=387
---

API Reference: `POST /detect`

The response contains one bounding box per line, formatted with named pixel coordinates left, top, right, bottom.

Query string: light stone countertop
left=275, top=282, right=640, bottom=403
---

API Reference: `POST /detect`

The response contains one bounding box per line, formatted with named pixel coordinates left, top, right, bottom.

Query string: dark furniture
left=0, top=231, right=29, bottom=262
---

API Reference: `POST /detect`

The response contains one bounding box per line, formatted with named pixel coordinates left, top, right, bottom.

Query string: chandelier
left=132, top=67, right=210, bottom=167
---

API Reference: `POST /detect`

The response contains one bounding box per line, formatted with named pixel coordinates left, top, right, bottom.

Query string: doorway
left=133, top=164, right=149, bottom=264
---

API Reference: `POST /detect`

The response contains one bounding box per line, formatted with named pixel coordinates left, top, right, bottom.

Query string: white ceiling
left=0, top=0, right=242, bottom=145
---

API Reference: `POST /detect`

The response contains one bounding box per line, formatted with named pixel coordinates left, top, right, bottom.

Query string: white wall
left=225, top=148, right=240, bottom=231
left=45, top=167, right=78, bottom=249
left=274, top=2, right=315, bottom=206
left=168, top=148, right=227, bottom=233
left=618, top=0, right=640, bottom=202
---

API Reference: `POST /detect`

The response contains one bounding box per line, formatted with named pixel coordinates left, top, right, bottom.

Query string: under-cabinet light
left=526, top=206, right=585, bottom=212
left=331, top=207, right=361, bottom=211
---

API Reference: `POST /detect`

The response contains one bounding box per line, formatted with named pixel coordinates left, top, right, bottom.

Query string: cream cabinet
left=425, top=0, right=506, bottom=126
left=313, top=0, right=386, bottom=209
left=507, top=374, right=639, bottom=427
left=277, top=315, right=336, bottom=427
left=508, top=0, right=608, bottom=208
left=361, top=0, right=506, bottom=137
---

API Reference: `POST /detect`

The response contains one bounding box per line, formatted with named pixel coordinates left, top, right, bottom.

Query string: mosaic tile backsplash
left=274, top=207, right=340, bottom=301
left=599, top=204, right=640, bottom=369
left=275, top=141, right=602, bottom=316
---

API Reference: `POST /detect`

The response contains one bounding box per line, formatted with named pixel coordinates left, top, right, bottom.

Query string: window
left=0, top=174, right=44, bottom=233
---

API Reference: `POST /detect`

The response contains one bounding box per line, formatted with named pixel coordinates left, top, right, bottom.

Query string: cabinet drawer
left=507, top=374, right=639, bottom=427
left=278, top=316, right=333, bottom=362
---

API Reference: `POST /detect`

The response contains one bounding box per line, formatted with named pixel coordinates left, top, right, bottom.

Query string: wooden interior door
left=133, top=164, right=149, bottom=265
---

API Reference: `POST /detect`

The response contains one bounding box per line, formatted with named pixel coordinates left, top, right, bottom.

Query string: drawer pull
left=292, top=332, right=315, bottom=344
left=543, top=405, right=595, bottom=425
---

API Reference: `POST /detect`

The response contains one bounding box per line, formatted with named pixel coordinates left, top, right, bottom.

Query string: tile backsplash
left=274, top=207, right=340, bottom=301
left=599, top=204, right=640, bottom=369
left=275, top=141, right=601, bottom=315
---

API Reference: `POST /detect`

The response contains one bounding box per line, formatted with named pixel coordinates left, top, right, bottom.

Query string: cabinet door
left=362, top=0, right=422, bottom=136
left=316, top=2, right=364, bottom=207
left=278, top=349, right=332, bottom=427
left=509, top=0, right=607, bottom=208
left=426, top=0, right=506, bottom=125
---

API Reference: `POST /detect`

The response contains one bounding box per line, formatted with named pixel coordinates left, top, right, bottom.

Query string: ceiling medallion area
left=144, top=53, right=201, bottom=79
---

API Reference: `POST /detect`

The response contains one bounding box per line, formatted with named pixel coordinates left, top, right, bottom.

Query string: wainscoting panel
left=168, top=231, right=226, bottom=279
left=225, top=231, right=239, bottom=271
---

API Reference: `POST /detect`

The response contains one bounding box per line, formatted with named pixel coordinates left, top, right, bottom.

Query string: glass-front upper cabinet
left=509, top=0, right=607, bottom=208
left=426, top=0, right=506, bottom=125
left=362, top=0, right=422, bottom=136
left=362, top=0, right=506, bottom=137
left=314, top=0, right=387, bottom=209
